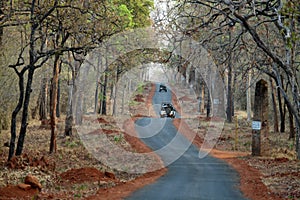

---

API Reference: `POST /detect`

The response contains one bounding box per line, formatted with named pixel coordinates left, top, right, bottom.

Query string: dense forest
left=165, top=0, right=300, bottom=159
left=0, top=0, right=299, bottom=165
left=0, top=0, right=154, bottom=160
left=0, top=0, right=299, bottom=199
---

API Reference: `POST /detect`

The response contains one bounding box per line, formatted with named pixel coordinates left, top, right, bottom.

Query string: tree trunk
left=16, top=67, right=35, bottom=156
left=32, top=89, right=41, bottom=120
left=8, top=73, right=25, bottom=161
left=226, top=29, right=233, bottom=123
left=0, top=0, right=3, bottom=45
left=206, top=88, right=211, bottom=118
left=246, top=71, right=252, bottom=121
left=121, top=84, right=126, bottom=114
left=200, top=83, right=205, bottom=113
left=226, top=62, right=233, bottom=123
left=56, top=79, right=60, bottom=118
left=112, top=66, right=120, bottom=116
left=270, top=78, right=279, bottom=133
left=296, top=128, right=300, bottom=159
left=110, top=81, right=114, bottom=115
left=288, top=105, right=295, bottom=139
left=75, top=87, right=83, bottom=124
left=98, top=82, right=103, bottom=114
left=112, top=84, right=117, bottom=115
left=75, top=62, right=89, bottom=124
left=252, top=79, right=268, bottom=156
left=64, top=56, right=77, bottom=137
left=65, top=83, right=74, bottom=136
left=283, top=100, right=287, bottom=132
left=39, top=78, right=48, bottom=120
left=232, top=70, right=237, bottom=117
left=49, top=55, right=60, bottom=154
left=276, top=81, right=285, bottom=133
left=101, top=71, right=108, bottom=115
left=94, top=81, right=99, bottom=114
left=11, top=0, right=39, bottom=158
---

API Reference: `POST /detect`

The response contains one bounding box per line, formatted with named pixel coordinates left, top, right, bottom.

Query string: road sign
left=252, top=121, right=261, bottom=130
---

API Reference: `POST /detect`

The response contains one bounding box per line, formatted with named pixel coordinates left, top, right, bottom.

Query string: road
left=126, top=84, right=247, bottom=200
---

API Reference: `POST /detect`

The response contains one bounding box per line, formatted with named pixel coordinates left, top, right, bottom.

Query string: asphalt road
left=126, top=84, right=247, bottom=200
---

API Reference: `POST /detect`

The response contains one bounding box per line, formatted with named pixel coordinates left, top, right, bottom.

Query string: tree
left=4, top=0, right=121, bottom=158
left=0, top=0, right=4, bottom=45
left=64, top=52, right=81, bottom=136
left=6, top=0, right=58, bottom=160
left=136, top=0, right=300, bottom=158
left=162, top=0, right=300, bottom=159
left=47, top=0, right=153, bottom=151
left=95, top=0, right=154, bottom=116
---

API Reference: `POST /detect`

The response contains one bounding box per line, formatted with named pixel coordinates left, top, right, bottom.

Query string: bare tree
left=164, top=0, right=300, bottom=159
left=7, top=0, right=58, bottom=160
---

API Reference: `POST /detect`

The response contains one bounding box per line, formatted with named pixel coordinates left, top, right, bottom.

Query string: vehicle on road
left=160, top=102, right=176, bottom=118
left=159, top=84, right=167, bottom=92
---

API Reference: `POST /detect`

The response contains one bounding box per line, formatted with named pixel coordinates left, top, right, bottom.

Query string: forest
left=0, top=0, right=299, bottom=199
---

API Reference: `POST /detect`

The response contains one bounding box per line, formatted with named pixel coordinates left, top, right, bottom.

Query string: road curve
left=126, top=84, right=247, bottom=200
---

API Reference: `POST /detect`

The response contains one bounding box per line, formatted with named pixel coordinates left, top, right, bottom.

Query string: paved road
left=126, top=84, right=247, bottom=200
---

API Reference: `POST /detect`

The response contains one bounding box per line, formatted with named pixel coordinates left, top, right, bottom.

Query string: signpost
left=252, top=79, right=268, bottom=156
